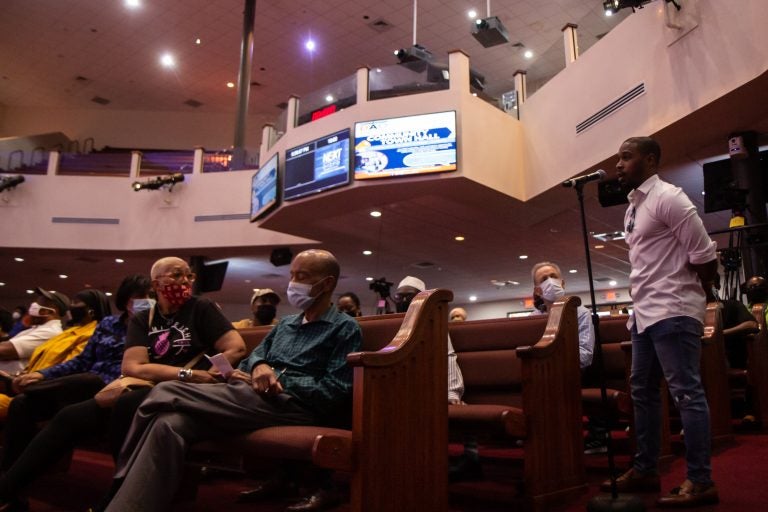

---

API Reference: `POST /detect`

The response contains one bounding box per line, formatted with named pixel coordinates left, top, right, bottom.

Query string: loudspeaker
left=270, top=247, right=293, bottom=267
left=189, top=256, right=229, bottom=294
left=598, top=178, right=629, bottom=207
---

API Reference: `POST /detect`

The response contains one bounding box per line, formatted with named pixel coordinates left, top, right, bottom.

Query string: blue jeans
left=630, top=316, right=712, bottom=484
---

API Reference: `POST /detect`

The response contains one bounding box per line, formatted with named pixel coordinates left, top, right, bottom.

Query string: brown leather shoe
left=237, top=479, right=294, bottom=503
left=285, top=489, right=342, bottom=512
left=657, top=480, right=719, bottom=508
left=600, top=468, right=661, bottom=493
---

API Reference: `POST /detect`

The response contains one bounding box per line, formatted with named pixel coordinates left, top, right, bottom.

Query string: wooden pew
left=700, top=302, right=734, bottom=442
left=447, top=296, right=586, bottom=510
left=748, top=304, right=768, bottom=425
left=193, top=288, right=452, bottom=512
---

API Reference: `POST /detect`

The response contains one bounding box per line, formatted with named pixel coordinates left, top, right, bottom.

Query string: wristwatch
left=178, top=368, right=193, bottom=381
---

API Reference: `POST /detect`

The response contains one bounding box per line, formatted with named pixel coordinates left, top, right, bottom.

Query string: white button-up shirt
left=625, top=174, right=717, bottom=333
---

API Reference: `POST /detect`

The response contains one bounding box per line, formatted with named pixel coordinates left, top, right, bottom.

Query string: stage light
left=0, top=175, right=25, bottom=193
left=603, top=0, right=653, bottom=15
left=131, top=173, right=184, bottom=192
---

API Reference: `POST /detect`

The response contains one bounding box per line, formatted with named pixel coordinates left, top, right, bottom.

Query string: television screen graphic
left=250, top=153, right=278, bottom=222
left=354, top=111, right=457, bottom=180
left=284, top=129, right=351, bottom=201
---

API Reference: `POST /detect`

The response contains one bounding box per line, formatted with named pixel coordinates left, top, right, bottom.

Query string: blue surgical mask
left=132, top=298, right=156, bottom=315
left=287, top=278, right=327, bottom=311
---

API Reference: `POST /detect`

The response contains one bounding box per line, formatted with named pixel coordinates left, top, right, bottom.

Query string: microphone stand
left=569, top=183, right=644, bottom=512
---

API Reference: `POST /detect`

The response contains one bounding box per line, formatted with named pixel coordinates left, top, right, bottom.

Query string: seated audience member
left=0, top=275, right=151, bottom=475
left=233, top=288, right=281, bottom=328
left=530, top=262, right=598, bottom=452
left=0, top=289, right=70, bottom=375
left=0, top=310, right=12, bottom=342
left=0, top=289, right=111, bottom=419
left=101, top=249, right=361, bottom=512
left=393, top=277, right=473, bottom=480
left=0, top=259, right=245, bottom=512
left=720, top=298, right=758, bottom=370
left=449, top=307, right=467, bottom=322
left=744, top=276, right=768, bottom=315
left=7, top=307, right=29, bottom=338
left=337, top=291, right=362, bottom=317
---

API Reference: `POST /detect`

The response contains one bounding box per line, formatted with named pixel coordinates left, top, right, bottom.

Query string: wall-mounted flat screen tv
left=354, top=111, right=457, bottom=180
left=283, top=129, right=351, bottom=201
left=250, top=153, right=279, bottom=222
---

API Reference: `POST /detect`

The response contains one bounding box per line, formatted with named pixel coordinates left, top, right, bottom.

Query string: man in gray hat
left=233, top=288, right=281, bottom=328
left=0, top=288, right=70, bottom=375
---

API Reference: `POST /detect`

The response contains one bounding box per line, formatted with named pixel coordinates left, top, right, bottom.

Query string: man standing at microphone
left=603, top=137, right=719, bottom=507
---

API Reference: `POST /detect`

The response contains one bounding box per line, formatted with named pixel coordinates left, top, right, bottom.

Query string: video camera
left=369, top=277, right=393, bottom=299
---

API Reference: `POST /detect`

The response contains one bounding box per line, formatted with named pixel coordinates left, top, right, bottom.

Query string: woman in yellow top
left=0, top=289, right=111, bottom=419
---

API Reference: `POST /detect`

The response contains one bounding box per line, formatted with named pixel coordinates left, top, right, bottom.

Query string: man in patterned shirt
left=104, top=249, right=362, bottom=512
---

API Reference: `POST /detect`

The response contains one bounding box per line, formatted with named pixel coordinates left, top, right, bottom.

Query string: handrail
left=8, top=149, right=24, bottom=170
left=82, top=137, right=95, bottom=154
left=31, top=146, right=46, bottom=165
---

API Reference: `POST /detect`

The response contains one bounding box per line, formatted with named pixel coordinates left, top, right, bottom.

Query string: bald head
left=294, top=249, right=340, bottom=282
left=151, top=256, right=188, bottom=279
left=449, top=307, right=467, bottom=322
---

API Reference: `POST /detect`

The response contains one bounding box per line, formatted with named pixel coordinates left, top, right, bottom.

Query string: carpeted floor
left=20, top=429, right=768, bottom=511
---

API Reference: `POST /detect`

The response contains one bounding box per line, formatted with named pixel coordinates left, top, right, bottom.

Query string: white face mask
left=12, top=312, right=21, bottom=320
left=539, top=277, right=565, bottom=303
left=131, top=298, right=156, bottom=315
left=287, top=278, right=326, bottom=311
left=28, top=302, right=55, bottom=318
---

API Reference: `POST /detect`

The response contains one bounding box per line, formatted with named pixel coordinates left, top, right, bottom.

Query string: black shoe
left=237, top=479, right=294, bottom=503
left=285, top=489, right=342, bottom=512
left=449, top=455, right=483, bottom=483
left=584, top=436, right=608, bottom=455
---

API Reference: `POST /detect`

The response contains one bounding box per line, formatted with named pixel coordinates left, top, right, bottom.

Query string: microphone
left=562, top=169, right=606, bottom=188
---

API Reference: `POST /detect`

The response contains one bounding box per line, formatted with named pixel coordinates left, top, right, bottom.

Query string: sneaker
left=584, top=437, right=608, bottom=455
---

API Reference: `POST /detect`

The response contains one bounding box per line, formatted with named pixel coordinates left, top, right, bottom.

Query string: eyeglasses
left=626, top=206, right=636, bottom=234
left=159, top=270, right=196, bottom=282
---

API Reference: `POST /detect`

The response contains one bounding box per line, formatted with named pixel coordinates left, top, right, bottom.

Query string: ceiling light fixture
left=362, top=250, right=373, bottom=256
left=305, top=39, right=316, bottom=52
left=523, top=49, right=534, bottom=59
left=365, top=277, right=374, bottom=281
left=325, top=94, right=334, bottom=102
left=609, top=280, right=618, bottom=286
left=569, top=269, right=578, bottom=274
left=105, top=292, right=113, bottom=296
left=468, top=10, right=477, bottom=19
left=0, top=282, right=5, bottom=286
left=469, top=295, right=478, bottom=302
left=159, top=53, right=176, bottom=68
left=519, top=255, right=528, bottom=259
left=369, top=210, right=382, bottom=217
left=124, top=0, right=141, bottom=9
left=26, top=289, right=34, bottom=294
left=132, top=173, right=184, bottom=192
left=115, top=258, right=124, bottom=263
left=455, top=236, right=465, bottom=241
left=58, top=274, right=68, bottom=279
left=195, top=38, right=202, bottom=45
left=226, top=82, right=235, bottom=88
left=594, top=245, right=605, bottom=249
left=14, top=257, right=24, bottom=262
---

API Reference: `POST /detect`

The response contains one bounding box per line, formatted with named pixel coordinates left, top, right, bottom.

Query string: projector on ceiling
left=472, top=16, right=510, bottom=48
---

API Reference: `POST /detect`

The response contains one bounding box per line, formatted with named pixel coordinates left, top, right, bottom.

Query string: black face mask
left=746, top=290, right=768, bottom=305
left=395, top=298, right=412, bottom=313
left=342, top=309, right=359, bottom=317
left=69, top=306, right=90, bottom=324
left=254, top=304, right=277, bottom=325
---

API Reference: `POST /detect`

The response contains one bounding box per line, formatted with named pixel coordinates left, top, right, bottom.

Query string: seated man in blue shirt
left=103, top=249, right=362, bottom=512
